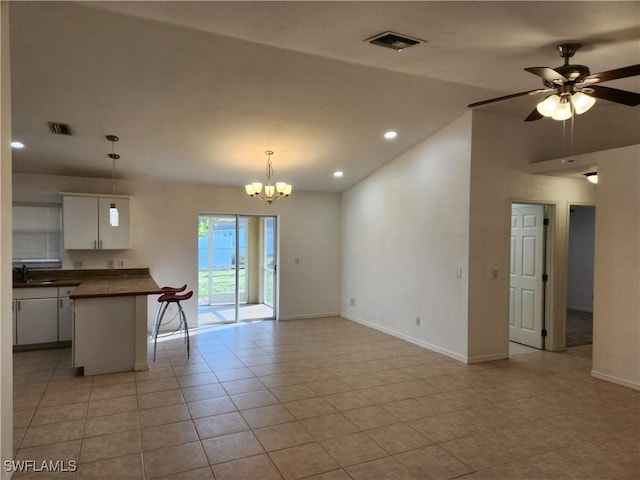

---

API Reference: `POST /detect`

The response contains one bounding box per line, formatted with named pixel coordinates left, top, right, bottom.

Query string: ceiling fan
left=468, top=43, right=640, bottom=121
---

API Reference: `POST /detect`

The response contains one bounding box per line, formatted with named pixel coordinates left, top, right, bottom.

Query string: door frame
left=566, top=201, right=596, bottom=346
left=506, top=200, right=556, bottom=353
left=261, top=216, right=277, bottom=310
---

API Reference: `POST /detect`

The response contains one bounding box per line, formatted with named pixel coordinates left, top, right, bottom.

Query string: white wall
left=12, top=173, right=342, bottom=326
left=341, top=114, right=472, bottom=362
left=591, top=146, right=640, bottom=389
left=567, top=206, right=595, bottom=312
left=1, top=2, right=13, bottom=475
left=467, top=111, right=596, bottom=361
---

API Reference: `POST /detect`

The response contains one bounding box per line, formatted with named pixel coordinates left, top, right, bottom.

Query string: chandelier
left=245, top=150, right=292, bottom=204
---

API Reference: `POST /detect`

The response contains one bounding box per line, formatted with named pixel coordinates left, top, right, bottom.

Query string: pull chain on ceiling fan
left=468, top=43, right=640, bottom=121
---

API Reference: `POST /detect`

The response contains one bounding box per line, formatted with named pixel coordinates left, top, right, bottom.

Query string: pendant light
left=106, top=135, right=120, bottom=227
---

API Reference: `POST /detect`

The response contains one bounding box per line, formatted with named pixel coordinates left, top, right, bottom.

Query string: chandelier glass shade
left=245, top=151, right=292, bottom=204
left=536, top=91, right=596, bottom=121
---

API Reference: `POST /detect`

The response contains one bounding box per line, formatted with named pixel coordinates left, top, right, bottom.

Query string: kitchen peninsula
left=70, top=272, right=162, bottom=375
left=13, top=268, right=162, bottom=375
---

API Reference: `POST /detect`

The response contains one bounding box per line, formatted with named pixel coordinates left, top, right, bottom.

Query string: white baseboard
left=342, top=313, right=469, bottom=364
left=567, top=306, right=593, bottom=313
left=134, top=361, right=149, bottom=372
left=279, top=312, right=340, bottom=321
left=591, top=369, right=640, bottom=391
left=467, top=352, right=509, bottom=363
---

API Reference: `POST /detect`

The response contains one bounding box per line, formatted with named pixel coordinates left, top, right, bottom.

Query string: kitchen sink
left=26, top=278, right=58, bottom=284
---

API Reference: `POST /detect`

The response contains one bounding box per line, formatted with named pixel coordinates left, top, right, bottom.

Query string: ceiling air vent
left=366, top=31, right=424, bottom=51
left=48, top=122, right=72, bottom=135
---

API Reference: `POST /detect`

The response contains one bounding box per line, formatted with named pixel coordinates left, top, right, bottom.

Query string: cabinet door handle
left=17, top=301, right=20, bottom=311
left=60, top=299, right=63, bottom=309
left=100, top=240, right=103, bottom=249
left=94, top=240, right=97, bottom=249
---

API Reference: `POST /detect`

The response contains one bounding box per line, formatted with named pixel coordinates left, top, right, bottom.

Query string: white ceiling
left=9, top=1, right=640, bottom=192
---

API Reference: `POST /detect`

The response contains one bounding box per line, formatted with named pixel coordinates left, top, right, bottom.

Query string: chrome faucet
left=14, top=264, right=28, bottom=283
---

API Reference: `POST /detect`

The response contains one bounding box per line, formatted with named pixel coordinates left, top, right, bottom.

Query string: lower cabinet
left=58, top=287, right=76, bottom=342
left=12, top=301, right=17, bottom=346
left=15, top=297, right=58, bottom=345
left=13, top=286, right=77, bottom=347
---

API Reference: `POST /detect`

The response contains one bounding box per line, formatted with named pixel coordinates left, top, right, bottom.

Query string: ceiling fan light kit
left=571, top=91, right=596, bottom=114
left=468, top=43, right=640, bottom=122
left=535, top=90, right=596, bottom=121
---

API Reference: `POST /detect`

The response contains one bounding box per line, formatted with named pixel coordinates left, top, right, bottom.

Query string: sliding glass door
left=201, top=216, right=247, bottom=306
left=198, top=214, right=277, bottom=324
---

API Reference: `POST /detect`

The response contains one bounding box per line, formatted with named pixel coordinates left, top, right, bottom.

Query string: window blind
left=12, top=204, right=62, bottom=265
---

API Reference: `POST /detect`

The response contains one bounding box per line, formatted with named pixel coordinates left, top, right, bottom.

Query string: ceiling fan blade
left=583, top=64, right=640, bottom=84
left=524, top=108, right=543, bottom=122
left=468, top=89, right=549, bottom=108
left=588, top=85, right=640, bottom=106
left=524, top=67, right=568, bottom=84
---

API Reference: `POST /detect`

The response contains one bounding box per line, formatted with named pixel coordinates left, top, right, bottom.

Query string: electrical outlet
left=350, top=298, right=356, bottom=306
left=294, top=257, right=300, bottom=265
left=456, top=268, right=463, bottom=279
left=416, top=316, right=421, bottom=326
left=73, top=260, right=82, bottom=269
left=107, top=259, right=114, bottom=268
left=118, top=259, right=125, bottom=267
left=492, top=268, right=499, bottom=279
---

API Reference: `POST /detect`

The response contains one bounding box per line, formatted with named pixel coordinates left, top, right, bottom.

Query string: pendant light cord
left=111, top=141, right=116, bottom=196
left=570, top=107, right=575, bottom=158
left=107, top=135, right=120, bottom=196
left=561, top=118, right=567, bottom=160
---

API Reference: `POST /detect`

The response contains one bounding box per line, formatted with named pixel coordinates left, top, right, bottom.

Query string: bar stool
left=151, top=284, right=187, bottom=339
left=152, top=287, right=192, bottom=362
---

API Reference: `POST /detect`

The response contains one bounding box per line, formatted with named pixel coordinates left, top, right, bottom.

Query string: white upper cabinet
left=97, top=197, right=131, bottom=249
left=63, top=196, right=98, bottom=250
left=63, top=194, right=131, bottom=250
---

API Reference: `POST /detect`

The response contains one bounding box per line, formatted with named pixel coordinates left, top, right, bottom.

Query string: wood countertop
left=69, top=275, right=162, bottom=299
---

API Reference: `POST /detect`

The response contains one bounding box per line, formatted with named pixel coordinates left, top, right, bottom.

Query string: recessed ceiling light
left=384, top=130, right=397, bottom=140
left=11, top=141, right=25, bottom=149
left=333, top=171, right=344, bottom=178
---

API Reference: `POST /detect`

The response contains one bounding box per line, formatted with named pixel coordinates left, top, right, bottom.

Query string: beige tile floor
left=11, top=317, right=639, bottom=479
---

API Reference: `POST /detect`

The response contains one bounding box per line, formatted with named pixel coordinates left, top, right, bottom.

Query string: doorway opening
left=566, top=205, right=595, bottom=347
left=197, top=214, right=278, bottom=325
left=508, top=203, right=552, bottom=352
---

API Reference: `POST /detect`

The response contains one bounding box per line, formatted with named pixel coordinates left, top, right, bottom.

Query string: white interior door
left=509, top=204, right=545, bottom=349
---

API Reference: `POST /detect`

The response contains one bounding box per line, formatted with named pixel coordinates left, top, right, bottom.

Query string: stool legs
left=177, top=302, right=190, bottom=359
left=152, top=301, right=170, bottom=362
left=151, top=292, right=192, bottom=362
